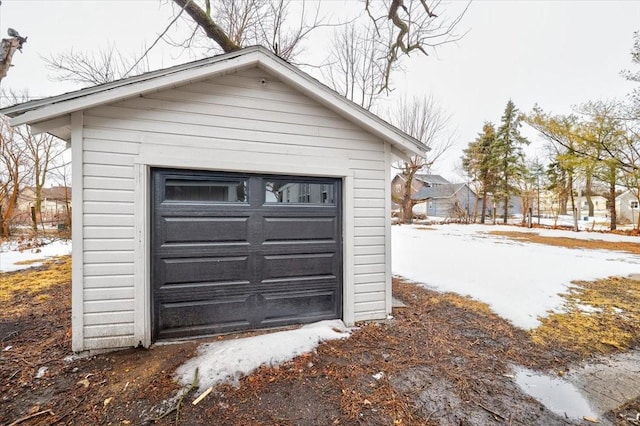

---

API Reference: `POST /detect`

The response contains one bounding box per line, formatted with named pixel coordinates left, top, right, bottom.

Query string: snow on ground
left=175, top=320, right=351, bottom=391
left=392, top=224, right=640, bottom=330
left=0, top=239, right=72, bottom=272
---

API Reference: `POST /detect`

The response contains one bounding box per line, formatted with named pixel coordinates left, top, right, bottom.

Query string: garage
left=152, top=168, right=342, bottom=340
left=2, top=46, right=426, bottom=352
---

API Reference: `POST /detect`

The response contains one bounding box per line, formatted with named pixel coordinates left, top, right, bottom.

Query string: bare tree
left=388, top=95, right=455, bottom=223
left=172, top=0, right=328, bottom=62
left=44, top=44, right=150, bottom=86
left=364, top=0, right=469, bottom=91
left=321, top=21, right=389, bottom=110
left=173, top=0, right=467, bottom=90
left=0, top=117, right=30, bottom=237
left=14, top=125, right=66, bottom=227
left=4, top=90, right=67, bottom=230
left=49, top=157, right=72, bottom=229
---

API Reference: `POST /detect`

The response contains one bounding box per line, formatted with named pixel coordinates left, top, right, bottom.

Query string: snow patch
left=0, top=239, right=71, bottom=272
left=175, top=320, right=351, bottom=390
left=392, top=224, right=640, bottom=329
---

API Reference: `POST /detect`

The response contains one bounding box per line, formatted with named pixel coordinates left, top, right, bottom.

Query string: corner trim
left=384, top=142, right=393, bottom=317
left=71, top=111, right=84, bottom=352
left=342, top=175, right=355, bottom=326
left=133, top=164, right=151, bottom=347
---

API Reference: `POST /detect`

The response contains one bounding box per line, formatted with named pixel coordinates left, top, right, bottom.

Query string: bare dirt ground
left=1, top=232, right=639, bottom=425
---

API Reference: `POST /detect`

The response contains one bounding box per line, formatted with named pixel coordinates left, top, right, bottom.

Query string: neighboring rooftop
left=412, top=183, right=470, bottom=200
left=414, top=174, right=451, bottom=186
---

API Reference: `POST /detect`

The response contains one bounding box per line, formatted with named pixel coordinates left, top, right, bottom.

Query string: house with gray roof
left=412, top=183, right=479, bottom=219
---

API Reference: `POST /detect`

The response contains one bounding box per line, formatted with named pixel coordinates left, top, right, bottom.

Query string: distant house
left=412, top=183, right=479, bottom=218
left=616, top=190, right=640, bottom=224
left=391, top=173, right=450, bottom=209
left=576, top=195, right=608, bottom=218
left=493, top=195, right=523, bottom=218
left=17, top=186, right=71, bottom=215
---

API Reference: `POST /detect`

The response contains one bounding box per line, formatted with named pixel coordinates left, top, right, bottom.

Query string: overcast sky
left=2, top=1, right=639, bottom=180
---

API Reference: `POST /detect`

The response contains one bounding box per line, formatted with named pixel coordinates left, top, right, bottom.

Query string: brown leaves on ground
left=488, top=230, right=640, bottom=255
left=0, top=255, right=198, bottom=426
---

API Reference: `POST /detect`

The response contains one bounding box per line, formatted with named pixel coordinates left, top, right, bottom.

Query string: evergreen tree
left=495, top=100, right=529, bottom=223
left=461, top=122, right=499, bottom=224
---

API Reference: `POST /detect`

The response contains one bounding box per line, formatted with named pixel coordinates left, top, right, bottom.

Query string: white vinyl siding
left=80, top=67, right=390, bottom=350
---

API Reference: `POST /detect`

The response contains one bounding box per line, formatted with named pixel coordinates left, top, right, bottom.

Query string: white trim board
left=134, top=155, right=357, bottom=343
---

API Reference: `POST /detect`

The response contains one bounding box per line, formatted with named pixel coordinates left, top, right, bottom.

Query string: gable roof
left=0, top=46, right=425, bottom=158
left=616, top=189, right=636, bottom=200
left=414, top=174, right=450, bottom=185
left=412, top=183, right=473, bottom=201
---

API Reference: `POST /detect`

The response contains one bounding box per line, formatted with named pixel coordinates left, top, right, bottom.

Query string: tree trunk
left=472, top=194, right=479, bottom=224
left=0, top=38, right=23, bottom=83
left=1, top=182, right=19, bottom=238
left=480, top=190, right=488, bottom=224
left=173, top=0, right=241, bottom=53
left=568, top=173, right=575, bottom=218
left=608, top=182, right=617, bottom=231
left=521, top=197, right=529, bottom=225
left=585, top=173, right=594, bottom=217
left=502, top=196, right=508, bottom=224
left=401, top=197, right=414, bottom=224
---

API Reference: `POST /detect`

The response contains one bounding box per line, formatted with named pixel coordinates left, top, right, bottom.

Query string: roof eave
left=6, top=49, right=263, bottom=127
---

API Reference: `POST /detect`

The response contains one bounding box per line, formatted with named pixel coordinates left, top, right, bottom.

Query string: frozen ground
left=392, top=224, right=640, bottom=329
left=0, top=239, right=72, bottom=272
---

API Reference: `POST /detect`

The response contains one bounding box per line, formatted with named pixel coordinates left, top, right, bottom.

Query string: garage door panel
left=262, top=253, right=336, bottom=280
left=161, top=256, right=250, bottom=285
left=161, top=216, right=250, bottom=244
left=262, top=290, right=339, bottom=323
left=158, top=298, right=251, bottom=338
left=263, top=216, right=337, bottom=242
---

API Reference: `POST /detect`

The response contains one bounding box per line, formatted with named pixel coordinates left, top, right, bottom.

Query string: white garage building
left=2, top=47, right=425, bottom=352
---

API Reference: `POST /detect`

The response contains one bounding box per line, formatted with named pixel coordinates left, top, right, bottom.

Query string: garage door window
left=165, top=179, right=247, bottom=202
left=265, top=181, right=335, bottom=205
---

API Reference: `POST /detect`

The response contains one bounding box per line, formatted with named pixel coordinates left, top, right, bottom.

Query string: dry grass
left=0, top=255, right=71, bottom=306
left=487, top=230, right=640, bottom=255
left=436, top=293, right=496, bottom=315
left=531, top=277, right=640, bottom=355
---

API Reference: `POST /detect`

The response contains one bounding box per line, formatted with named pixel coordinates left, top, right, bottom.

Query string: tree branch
left=173, top=0, right=241, bottom=53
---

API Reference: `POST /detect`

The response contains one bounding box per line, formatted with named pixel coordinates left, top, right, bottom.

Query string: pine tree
left=462, top=122, right=499, bottom=224
left=495, top=100, right=529, bottom=223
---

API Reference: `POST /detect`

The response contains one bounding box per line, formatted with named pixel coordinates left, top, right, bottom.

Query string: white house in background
left=1, top=47, right=425, bottom=353
left=575, top=195, right=608, bottom=219
left=616, top=190, right=640, bottom=225
left=17, top=186, right=71, bottom=215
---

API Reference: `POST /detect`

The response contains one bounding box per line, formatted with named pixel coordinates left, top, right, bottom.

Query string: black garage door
left=151, top=168, right=342, bottom=340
